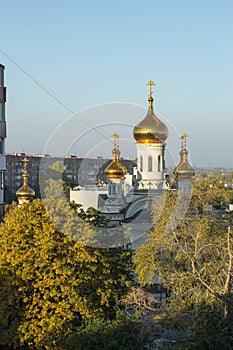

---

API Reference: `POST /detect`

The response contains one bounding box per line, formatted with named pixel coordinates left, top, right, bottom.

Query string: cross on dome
left=181, top=132, right=188, bottom=149
left=113, top=132, right=120, bottom=149
left=146, top=80, right=156, bottom=97
left=23, top=157, right=29, bottom=174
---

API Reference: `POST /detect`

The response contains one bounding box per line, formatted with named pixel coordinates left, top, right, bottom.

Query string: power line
left=0, top=48, right=136, bottom=159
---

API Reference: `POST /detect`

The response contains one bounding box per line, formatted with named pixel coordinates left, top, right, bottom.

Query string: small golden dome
left=133, top=81, right=168, bottom=144
left=16, top=158, right=35, bottom=202
left=105, top=160, right=126, bottom=179
left=16, top=177, right=35, bottom=199
left=105, top=133, right=126, bottom=180
left=174, top=133, right=195, bottom=180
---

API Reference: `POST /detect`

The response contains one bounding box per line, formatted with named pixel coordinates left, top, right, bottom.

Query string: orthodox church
left=70, top=80, right=195, bottom=228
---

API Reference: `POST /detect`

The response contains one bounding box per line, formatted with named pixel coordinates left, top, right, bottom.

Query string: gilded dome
left=133, top=82, right=168, bottom=144
left=16, top=181, right=35, bottom=199
left=105, top=133, right=126, bottom=180
left=174, top=133, right=195, bottom=180
left=16, top=158, right=35, bottom=202
left=105, top=160, right=126, bottom=179
left=16, top=174, right=35, bottom=200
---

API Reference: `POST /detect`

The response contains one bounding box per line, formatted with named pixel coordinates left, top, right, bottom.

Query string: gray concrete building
left=0, top=64, right=7, bottom=213
left=5, top=153, right=136, bottom=203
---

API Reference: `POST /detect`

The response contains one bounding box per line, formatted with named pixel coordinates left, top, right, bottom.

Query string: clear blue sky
left=1, top=0, right=233, bottom=167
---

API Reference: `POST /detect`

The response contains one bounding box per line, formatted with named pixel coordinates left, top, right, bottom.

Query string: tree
left=70, top=202, right=109, bottom=227
left=0, top=199, right=133, bottom=349
left=42, top=178, right=96, bottom=245
left=190, top=174, right=233, bottom=212
left=134, top=184, right=233, bottom=348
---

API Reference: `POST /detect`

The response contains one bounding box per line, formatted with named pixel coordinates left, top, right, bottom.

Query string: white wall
left=70, top=188, right=108, bottom=211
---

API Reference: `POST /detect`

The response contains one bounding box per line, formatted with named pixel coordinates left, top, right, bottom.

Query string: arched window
left=140, top=156, right=143, bottom=172
left=158, top=155, right=161, bottom=172
left=148, top=156, right=152, bottom=172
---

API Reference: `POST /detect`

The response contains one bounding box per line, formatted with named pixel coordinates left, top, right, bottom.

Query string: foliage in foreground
left=0, top=199, right=133, bottom=349
left=134, top=179, right=233, bottom=349
left=66, top=311, right=147, bottom=350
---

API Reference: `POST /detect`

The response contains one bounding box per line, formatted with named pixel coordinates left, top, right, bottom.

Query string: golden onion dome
left=174, top=133, right=195, bottom=180
left=16, top=158, right=35, bottom=202
left=105, top=160, right=126, bottom=179
left=105, top=133, right=127, bottom=180
left=16, top=176, right=35, bottom=199
left=133, top=81, right=168, bottom=144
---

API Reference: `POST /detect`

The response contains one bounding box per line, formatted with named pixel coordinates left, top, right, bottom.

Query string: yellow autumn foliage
left=0, top=199, right=132, bottom=349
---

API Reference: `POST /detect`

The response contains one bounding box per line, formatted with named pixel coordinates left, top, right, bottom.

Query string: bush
left=66, top=312, right=146, bottom=350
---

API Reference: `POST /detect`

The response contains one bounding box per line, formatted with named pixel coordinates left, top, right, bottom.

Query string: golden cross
left=113, top=132, right=120, bottom=149
left=23, top=157, right=28, bottom=174
left=180, top=132, right=188, bottom=149
left=146, top=80, right=156, bottom=97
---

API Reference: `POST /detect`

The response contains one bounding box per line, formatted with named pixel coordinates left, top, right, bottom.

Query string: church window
left=140, top=156, right=143, bottom=172
left=148, top=156, right=152, bottom=172
left=158, top=155, right=161, bottom=172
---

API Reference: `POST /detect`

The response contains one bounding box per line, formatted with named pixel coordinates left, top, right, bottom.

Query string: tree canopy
left=0, top=199, right=133, bottom=349
left=134, top=179, right=233, bottom=349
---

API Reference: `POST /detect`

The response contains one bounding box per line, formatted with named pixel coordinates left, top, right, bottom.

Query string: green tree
left=134, top=184, right=233, bottom=348
left=0, top=199, right=133, bottom=349
left=190, top=174, right=233, bottom=212
left=39, top=160, right=72, bottom=202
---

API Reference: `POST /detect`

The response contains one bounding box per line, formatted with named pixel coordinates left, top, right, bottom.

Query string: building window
left=148, top=156, right=152, bottom=172
left=113, top=185, right=116, bottom=194
left=109, top=186, right=111, bottom=195
left=140, top=156, right=143, bottom=172
left=158, top=155, right=161, bottom=172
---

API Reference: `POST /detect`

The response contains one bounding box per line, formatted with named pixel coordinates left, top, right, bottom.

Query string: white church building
left=70, top=80, right=194, bottom=229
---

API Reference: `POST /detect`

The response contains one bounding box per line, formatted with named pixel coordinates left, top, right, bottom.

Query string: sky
left=1, top=0, right=233, bottom=168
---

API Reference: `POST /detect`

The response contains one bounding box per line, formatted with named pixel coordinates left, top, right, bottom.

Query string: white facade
left=107, top=178, right=123, bottom=199
left=136, top=142, right=167, bottom=190
left=70, top=186, right=108, bottom=211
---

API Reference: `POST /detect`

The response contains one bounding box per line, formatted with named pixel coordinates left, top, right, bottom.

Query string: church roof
left=105, top=133, right=126, bottom=179
left=16, top=158, right=35, bottom=201
left=133, top=80, right=168, bottom=144
left=174, top=133, right=195, bottom=180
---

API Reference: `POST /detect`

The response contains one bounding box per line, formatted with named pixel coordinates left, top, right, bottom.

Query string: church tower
left=105, top=132, right=126, bottom=201
left=102, top=133, right=127, bottom=223
left=16, top=157, right=35, bottom=205
left=133, top=80, right=168, bottom=190
left=173, top=133, right=195, bottom=192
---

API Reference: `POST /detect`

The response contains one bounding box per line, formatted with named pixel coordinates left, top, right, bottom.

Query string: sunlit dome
left=16, top=158, right=35, bottom=202
left=174, top=133, right=195, bottom=180
left=133, top=80, right=168, bottom=144
left=105, top=133, right=126, bottom=180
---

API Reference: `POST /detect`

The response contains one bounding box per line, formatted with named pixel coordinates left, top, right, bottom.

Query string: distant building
left=5, top=153, right=136, bottom=203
